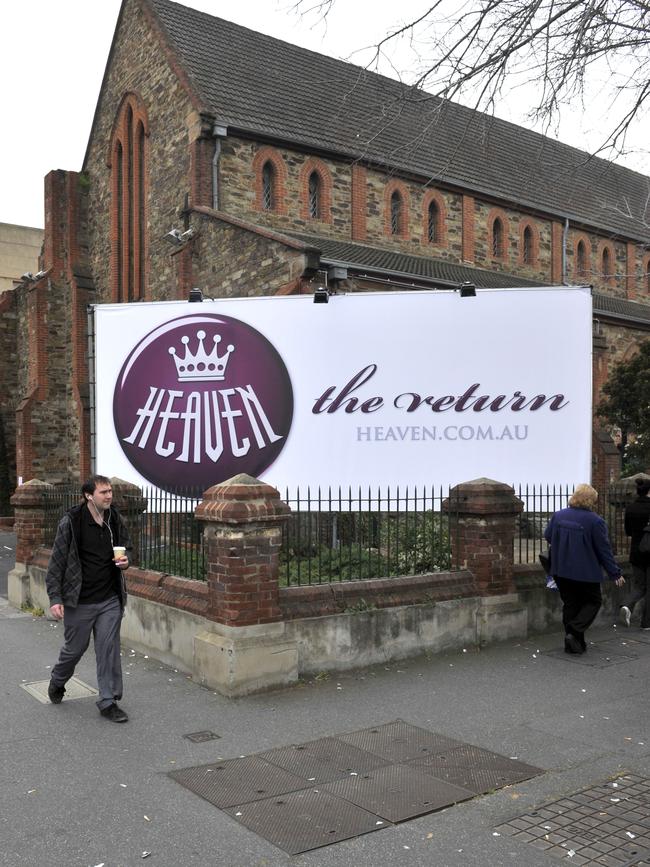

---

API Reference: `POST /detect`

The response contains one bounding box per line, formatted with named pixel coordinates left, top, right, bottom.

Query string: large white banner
left=93, top=287, right=592, bottom=495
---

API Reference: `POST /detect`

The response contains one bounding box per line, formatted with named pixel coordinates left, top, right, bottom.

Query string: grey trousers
left=50, top=596, right=123, bottom=710
left=623, top=565, right=650, bottom=628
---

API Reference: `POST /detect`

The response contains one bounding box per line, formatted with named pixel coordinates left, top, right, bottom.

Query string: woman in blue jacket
left=545, top=483, right=625, bottom=654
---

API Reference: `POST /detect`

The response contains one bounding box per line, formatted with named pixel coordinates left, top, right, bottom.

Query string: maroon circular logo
left=113, top=313, right=293, bottom=493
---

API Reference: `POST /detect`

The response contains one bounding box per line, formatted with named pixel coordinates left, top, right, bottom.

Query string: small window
left=262, top=161, right=275, bottom=210
left=602, top=247, right=612, bottom=281
left=427, top=201, right=439, bottom=243
left=308, top=171, right=321, bottom=220
left=390, top=191, right=402, bottom=235
left=492, top=218, right=504, bottom=258
left=522, top=226, right=533, bottom=265
left=577, top=241, right=588, bottom=279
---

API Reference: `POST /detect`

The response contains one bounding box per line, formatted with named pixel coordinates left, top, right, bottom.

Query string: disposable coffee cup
left=113, top=546, right=126, bottom=560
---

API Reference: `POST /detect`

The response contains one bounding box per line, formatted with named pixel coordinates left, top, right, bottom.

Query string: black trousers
left=554, top=576, right=602, bottom=647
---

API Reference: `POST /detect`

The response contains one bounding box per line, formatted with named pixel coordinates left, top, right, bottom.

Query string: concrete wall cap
left=10, top=480, right=54, bottom=507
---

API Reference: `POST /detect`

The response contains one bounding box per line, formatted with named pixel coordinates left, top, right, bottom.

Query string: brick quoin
left=444, top=479, right=522, bottom=596
left=351, top=164, right=367, bottom=241
left=462, top=195, right=475, bottom=262
left=195, top=474, right=290, bottom=626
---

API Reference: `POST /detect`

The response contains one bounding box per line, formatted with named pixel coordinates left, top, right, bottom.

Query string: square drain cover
left=338, top=720, right=464, bottom=763
left=322, top=763, right=474, bottom=822
left=169, top=720, right=544, bottom=853
left=411, top=744, right=542, bottom=794
left=169, top=755, right=309, bottom=808
left=224, top=787, right=385, bottom=854
left=544, top=638, right=639, bottom=667
left=259, top=737, right=391, bottom=783
left=183, top=730, right=221, bottom=743
left=20, top=676, right=98, bottom=704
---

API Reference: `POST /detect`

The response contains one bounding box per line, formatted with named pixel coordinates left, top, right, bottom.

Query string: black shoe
left=48, top=680, right=66, bottom=704
left=100, top=702, right=129, bottom=723
left=564, top=634, right=584, bottom=654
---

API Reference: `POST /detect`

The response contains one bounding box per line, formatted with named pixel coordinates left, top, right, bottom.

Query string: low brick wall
left=127, top=566, right=209, bottom=617
left=279, top=571, right=477, bottom=619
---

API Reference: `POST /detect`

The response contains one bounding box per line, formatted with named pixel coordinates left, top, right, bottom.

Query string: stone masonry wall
left=217, top=137, right=645, bottom=297
left=0, top=289, right=17, bottom=504
left=189, top=210, right=308, bottom=297
left=84, top=0, right=198, bottom=303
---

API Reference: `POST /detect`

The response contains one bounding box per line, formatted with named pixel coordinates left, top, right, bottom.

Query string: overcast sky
left=3, top=0, right=649, bottom=229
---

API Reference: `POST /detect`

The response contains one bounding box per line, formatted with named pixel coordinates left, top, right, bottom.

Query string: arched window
left=492, top=218, right=504, bottom=258
left=576, top=241, right=588, bottom=279
left=522, top=226, right=533, bottom=265
left=308, top=171, right=321, bottom=220
left=262, top=161, right=275, bottom=211
left=390, top=191, right=402, bottom=235
left=427, top=200, right=439, bottom=243
left=110, top=93, right=148, bottom=302
left=602, top=247, right=612, bottom=281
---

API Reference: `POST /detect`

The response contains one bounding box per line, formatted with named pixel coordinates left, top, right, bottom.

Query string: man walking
left=46, top=475, right=131, bottom=722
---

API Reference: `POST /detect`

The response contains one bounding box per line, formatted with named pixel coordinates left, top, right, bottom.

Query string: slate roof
left=285, top=231, right=650, bottom=327
left=287, top=232, right=546, bottom=289
left=149, top=0, right=650, bottom=243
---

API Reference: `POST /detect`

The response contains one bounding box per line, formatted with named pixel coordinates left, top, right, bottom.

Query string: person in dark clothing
left=621, top=477, right=650, bottom=629
left=544, top=483, right=625, bottom=654
left=46, top=475, right=132, bottom=722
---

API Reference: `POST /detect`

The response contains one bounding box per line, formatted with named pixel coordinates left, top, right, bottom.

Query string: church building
left=1, top=0, right=649, bottom=506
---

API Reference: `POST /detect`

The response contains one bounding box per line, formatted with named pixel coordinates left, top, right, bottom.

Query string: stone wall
left=0, top=289, right=17, bottom=508
left=83, top=0, right=198, bottom=303
left=188, top=208, right=309, bottom=297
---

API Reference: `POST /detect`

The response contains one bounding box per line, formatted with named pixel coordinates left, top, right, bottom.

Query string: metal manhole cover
left=20, top=676, right=98, bottom=704
left=259, top=737, right=391, bottom=783
left=495, top=774, right=650, bottom=865
left=224, top=788, right=385, bottom=854
left=322, top=763, right=474, bottom=822
left=183, top=730, right=221, bottom=743
left=543, top=645, right=638, bottom=667
left=411, top=745, right=542, bottom=794
left=338, top=720, right=464, bottom=763
left=169, top=755, right=309, bottom=808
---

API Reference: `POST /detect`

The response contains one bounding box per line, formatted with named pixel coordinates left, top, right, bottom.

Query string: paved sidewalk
left=1, top=534, right=649, bottom=867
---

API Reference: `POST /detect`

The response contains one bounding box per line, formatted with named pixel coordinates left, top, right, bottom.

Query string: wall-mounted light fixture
left=164, top=227, right=196, bottom=246
left=458, top=281, right=476, bottom=298
left=188, top=287, right=203, bottom=303
left=313, top=287, right=329, bottom=304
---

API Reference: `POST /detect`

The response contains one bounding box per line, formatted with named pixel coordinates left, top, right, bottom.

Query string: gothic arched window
left=110, top=94, right=148, bottom=302
left=308, top=172, right=321, bottom=220
left=262, top=161, right=275, bottom=211
left=390, top=191, right=402, bottom=235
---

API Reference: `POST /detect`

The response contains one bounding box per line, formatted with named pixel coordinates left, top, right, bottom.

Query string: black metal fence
left=42, top=485, right=206, bottom=583
left=279, top=486, right=459, bottom=586
left=514, top=484, right=572, bottom=565
left=40, top=481, right=633, bottom=586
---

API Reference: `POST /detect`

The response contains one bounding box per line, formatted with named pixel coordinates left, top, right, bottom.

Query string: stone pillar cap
left=444, top=478, right=522, bottom=515
left=196, top=474, right=290, bottom=524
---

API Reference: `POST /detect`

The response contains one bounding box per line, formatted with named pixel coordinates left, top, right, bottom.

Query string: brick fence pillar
left=444, top=477, right=523, bottom=596
left=8, top=479, right=53, bottom=606
left=195, top=473, right=291, bottom=626
left=110, top=477, right=148, bottom=566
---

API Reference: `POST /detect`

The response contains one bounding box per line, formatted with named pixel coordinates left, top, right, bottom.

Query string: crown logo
left=168, top=330, right=234, bottom=382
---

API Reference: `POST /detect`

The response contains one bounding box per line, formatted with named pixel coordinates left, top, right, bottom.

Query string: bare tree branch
left=292, top=0, right=650, bottom=159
